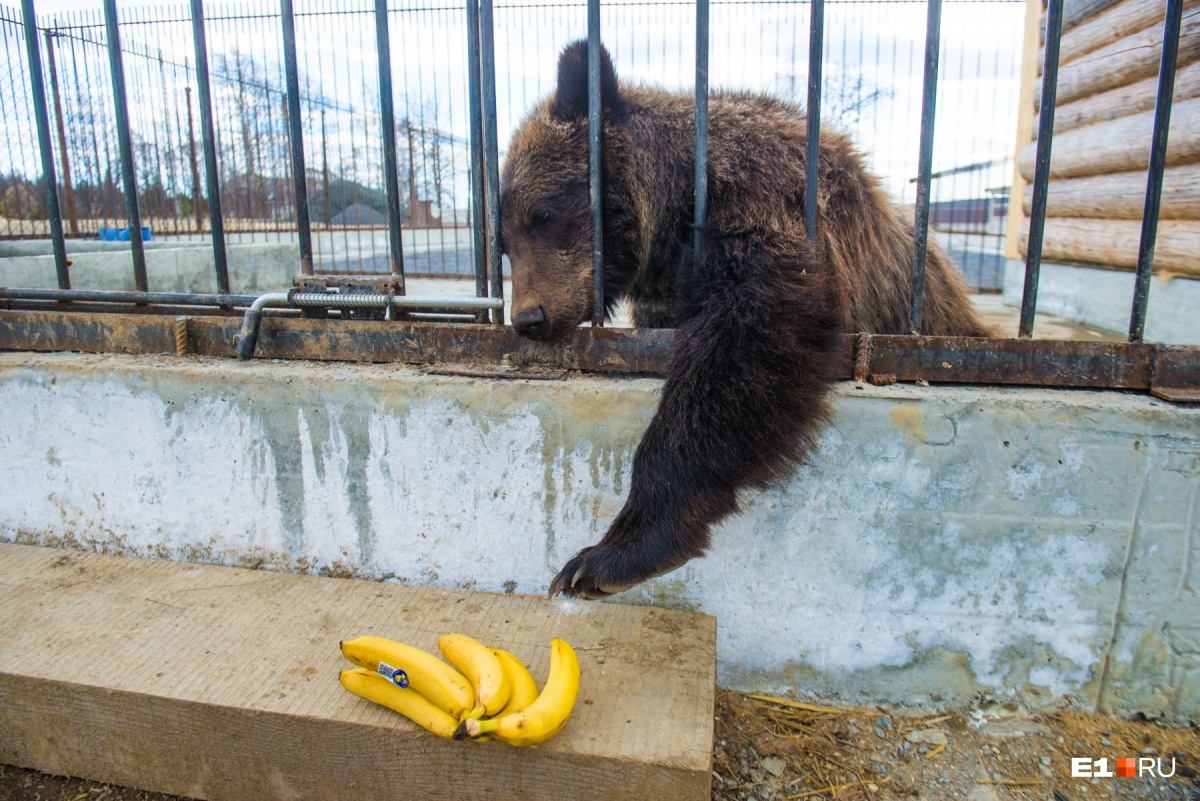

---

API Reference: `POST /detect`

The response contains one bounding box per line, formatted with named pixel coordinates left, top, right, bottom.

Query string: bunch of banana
left=338, top=633, right=579, bottom=747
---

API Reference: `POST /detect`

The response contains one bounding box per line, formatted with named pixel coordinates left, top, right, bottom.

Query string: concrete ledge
left=1003, top=258, right=1200, bottom=344
left=1, top=352, right=1197, bottom=721
left=0, top=242, right=299, bottom=294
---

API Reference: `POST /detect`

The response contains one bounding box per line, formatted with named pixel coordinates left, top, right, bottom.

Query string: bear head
left=501, top=41, right=628, bottom=341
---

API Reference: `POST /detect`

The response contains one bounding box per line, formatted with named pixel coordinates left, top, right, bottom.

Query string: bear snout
left=512, top=305, right=551, bottom=340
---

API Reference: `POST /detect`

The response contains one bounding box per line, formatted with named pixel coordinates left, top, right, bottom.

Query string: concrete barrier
left=0, top=242, right=299, bottom=295
left=1, top=351, right=1197, bottom=721
left=1003, top=259, right=1200, bottom=344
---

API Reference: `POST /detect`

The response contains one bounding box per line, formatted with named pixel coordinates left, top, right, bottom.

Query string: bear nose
left=512, top=305, right=550, bottom=339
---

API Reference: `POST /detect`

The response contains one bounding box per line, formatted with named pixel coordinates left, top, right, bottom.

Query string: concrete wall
left=1003, top=258, right=1200, bottom=344
left=0, top=242, right=299, bottom=295
left=1, top=352, right=1197, bottom=721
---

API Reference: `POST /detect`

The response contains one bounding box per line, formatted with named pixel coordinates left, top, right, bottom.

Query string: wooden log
left=1018, top=97, right=1200, bottom=180
left=0, top=543, right=717, bottom=801
left=1034, top=6, right=1200, bottom=109
left=1034, top=60, right=1200, bottom=137
left=1017, top=216, right=1200, bottom=276
left=1021, top=164, right=1200, bottom=219
left=1040, top=0, right=1125, bottom=41
left=1039, top=0, right=1200, bottom=72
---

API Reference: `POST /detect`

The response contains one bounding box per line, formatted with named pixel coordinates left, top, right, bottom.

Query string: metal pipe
left=694, top=0, right=709, bottom=263
left=1019, top=0, right=1065, bottom=339
left=908, top=0, right=942, bottom=333
left=804, top=0, right=823, bottom=242
left=235, top=290, right=504, bottom=360
left=1, top=288, right=258, bottom=305
left=102, top=0, right=148, bottom=292
left=1128, top=0, right=1183, bottom=343
left=189, top=0, right=230, bottom=294
left=587, top=0, right=603, bottom=326
left=480, top=0, right=503, bottom=324
left=22, top=0, right=70, bottom=289
left=280, top=0, right=313, bottom=274
left=374, top=0, right=406, bottom=286
left=465, top=0, right=487, bottom=315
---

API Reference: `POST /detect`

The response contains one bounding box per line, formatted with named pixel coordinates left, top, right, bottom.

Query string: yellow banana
left=490, top=647, right=540, bottom=718
left=438, top=633, right=510, bottom=719
left=340, top=635, right=474, bottom=719
left=340, top=668, right=459, bottom=739
left=456, top=638, right=580, bottom=746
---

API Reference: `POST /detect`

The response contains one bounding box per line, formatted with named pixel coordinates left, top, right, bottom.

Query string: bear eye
left=531, top=208, right=554, bottom=227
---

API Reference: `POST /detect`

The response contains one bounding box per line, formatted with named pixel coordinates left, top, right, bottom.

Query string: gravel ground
left=2, top=690, right=1197, bottom=800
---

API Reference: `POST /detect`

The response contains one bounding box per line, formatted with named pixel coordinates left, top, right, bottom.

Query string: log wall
left=1012, top=0, right=1200, bottom=276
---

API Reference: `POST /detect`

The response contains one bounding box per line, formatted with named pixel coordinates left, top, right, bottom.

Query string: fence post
left=43, top=28, right=79, bottom=237
left=280, top=0, right=313, bottom=275
left=190, top=0, right=229, bottom=294
left=1128, top=0, right=1183, bottom=343
left=1018, top=0, right=1064, bottom=339
left=480, top=0, right=502, bottom=324
left=101, top=0, right=148, bottom=291
left=587, top=0, right=602, bottom=326
left=804, top=0, right=823, bottom=243
left=374, top=0, right=406, bottom=287
left=694, top=0, right=709, bottom=264
left=908, top=0, right=942, bottom=334
left=21, top=0, right=70, bottom=289
left=465, top=0, right=487, bottom=317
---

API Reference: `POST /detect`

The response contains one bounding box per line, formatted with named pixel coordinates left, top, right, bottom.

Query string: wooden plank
left=1039, top=0, right=1200, bottom=71
left=0, top=543, right=716, bottom=801
left=1035, top=59, right=1200, bottom=136
left=1017, top=97, right=1200, bottom=181
left=1016, top=216, right=1200, bottom=276
left=1040, top=0, right=1127, bottom=42
left=1034, top=6, right=1200, bottom=108
left=1021, top=164, right=1200, bottom=219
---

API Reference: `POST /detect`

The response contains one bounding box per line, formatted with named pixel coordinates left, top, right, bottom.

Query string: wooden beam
left=1039, top=0, right=1200, bottom=71
left=1021, top=164, right=1200, bottom=219
left=1035, top=60, right=1200, bottom=136
left=1016, top=216, right=1200, bottom=276
left=1018, top=96, right=1200, bottom=181
left=1040, top=0, right=1126, bottom=41
left=1034, top=6, right=1200, bottom=108
left=0, top=543, right=716, bottom=801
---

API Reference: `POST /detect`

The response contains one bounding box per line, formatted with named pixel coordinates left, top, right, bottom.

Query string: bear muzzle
left=512, top=305, right=551, bottom=340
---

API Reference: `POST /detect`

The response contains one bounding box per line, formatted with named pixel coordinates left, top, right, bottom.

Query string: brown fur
left=501, top=43, right=991, bottom=598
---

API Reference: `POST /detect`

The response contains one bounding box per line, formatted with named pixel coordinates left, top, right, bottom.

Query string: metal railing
left=0, top=0, right=1195, bottom=397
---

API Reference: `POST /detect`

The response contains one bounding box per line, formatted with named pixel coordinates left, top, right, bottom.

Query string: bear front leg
left=550, top=234, right=843, bottom=598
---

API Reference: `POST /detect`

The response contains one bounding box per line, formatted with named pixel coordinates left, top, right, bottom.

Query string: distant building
left=329, top=203, right=389, bottom=226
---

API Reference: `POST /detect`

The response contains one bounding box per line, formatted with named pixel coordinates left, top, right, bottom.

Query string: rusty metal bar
left=22, top=0, right=70, bottom=289
left=1128, top=0, right=1183, bottom=343
left=102, top=0, right=148, bottom=292
left=1019, top=0, right=1065, bottom=339
left=43, top=28, right=79, bottom=238
left=908, top=0, right=942, bottom=333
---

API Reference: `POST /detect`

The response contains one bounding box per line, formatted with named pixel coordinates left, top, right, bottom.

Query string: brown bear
left=501, top=41, right=992, bottom=599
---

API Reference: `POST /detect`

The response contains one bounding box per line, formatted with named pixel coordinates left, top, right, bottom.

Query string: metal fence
left=0, top=0, right=1024, bottom=285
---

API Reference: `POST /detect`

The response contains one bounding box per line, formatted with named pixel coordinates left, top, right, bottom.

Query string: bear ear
left=551, top=40, right=625, bottom=121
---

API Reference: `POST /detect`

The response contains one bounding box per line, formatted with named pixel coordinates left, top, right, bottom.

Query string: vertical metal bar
left=280, top=0, right=313, bottom=275
left=21, top=0, right=70, bottom=288
left=44, top=29, right=79, bottom=237
left=185, top=85, right=202, bottom=233
left=1018, top=0, right=1064, bottom=339
left=1128, top=0, right=1183, bottom=343
left=693, top=0, right=709, bottom=263
left=587, top=0, right=603, bottom=326
left=375, top=0, right=406, bottom=287
left=480, top=0, right=502, bottom=324
left=466, top=0, right=487, bottom=310
left=102, top=0, right=147, bottom=291
left=908, top=0, right=941, bottom=333
left=804, top=0, right=823, bottom=242
left=190, top=0, right=229, bottom=293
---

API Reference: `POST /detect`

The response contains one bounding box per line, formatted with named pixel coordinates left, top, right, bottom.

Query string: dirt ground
left=2, top=692, right=1197, bottom=801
